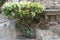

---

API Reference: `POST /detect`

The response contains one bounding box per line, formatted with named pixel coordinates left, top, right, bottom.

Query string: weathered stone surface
left=0, top=14, right=16, bottom=38
left=49, top=24, right=60, bottom=36
left=36, top=28, right=60, bottom=40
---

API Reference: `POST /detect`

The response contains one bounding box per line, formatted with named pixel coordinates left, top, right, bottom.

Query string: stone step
left=48, top=22, right=58, bottom=26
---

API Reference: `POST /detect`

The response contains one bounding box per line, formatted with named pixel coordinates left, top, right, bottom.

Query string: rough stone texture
left=1, top=0, right=60, bottom=40
left=1, top=11, right=60, bottom=40
left=36, top=28, right=60, bottom=40
left=49, top=24, right=60, bottom=36
left=36, top=10, right=60, bottom=40
left=0, top=14, right=16, bottom=38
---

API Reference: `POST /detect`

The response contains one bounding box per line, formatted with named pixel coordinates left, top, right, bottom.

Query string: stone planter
left=0, top=14, right=16, bottom=38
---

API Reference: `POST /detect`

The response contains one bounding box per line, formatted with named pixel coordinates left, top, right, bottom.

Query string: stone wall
left=1, top=10, right=60, bottom=40
left=36, top=9, right=60, bottom=40
left=1, top=0, right=60, bottom=40
left=7, top=0, right=60, bottom=9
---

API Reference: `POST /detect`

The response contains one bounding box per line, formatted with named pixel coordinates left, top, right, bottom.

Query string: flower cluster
left=2, top=2, right=44, bottom=19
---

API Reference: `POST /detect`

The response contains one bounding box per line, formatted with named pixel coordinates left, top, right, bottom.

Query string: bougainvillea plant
left=1, top=2, right=44, bottom=38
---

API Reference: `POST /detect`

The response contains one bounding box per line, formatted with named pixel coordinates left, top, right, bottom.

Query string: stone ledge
left=44, top=9, right=60, bottom=15
left=44, top=9, right=60, bottom=12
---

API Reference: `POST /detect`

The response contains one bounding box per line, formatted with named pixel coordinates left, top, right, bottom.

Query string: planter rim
left=0, top=14, right=9, bottom=23
left=0, top=19, right=9, bottom=24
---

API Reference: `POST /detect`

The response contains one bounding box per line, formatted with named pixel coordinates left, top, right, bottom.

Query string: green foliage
left=21, top=27, right=35, bottom=38
left=1, top=2, right=44, bottom=38
left=2, top=2, right=44, bottom=20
